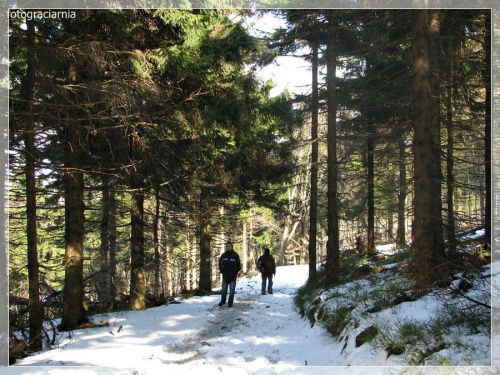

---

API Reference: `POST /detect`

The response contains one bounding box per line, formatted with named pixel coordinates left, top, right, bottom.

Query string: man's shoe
left=218, top=302, right=224, bottom=306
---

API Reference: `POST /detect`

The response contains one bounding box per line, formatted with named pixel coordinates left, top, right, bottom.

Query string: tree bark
left=99, top=175, right=110, bottom=309
left=412, top=10, right=444, bottom=288
left=24, top=19, right=43, bottom=350
left=325, top=10, right=340, bottom=284
left=60, top=62, right=86, bottom=330
left=129, top=173, right=146, bottom=310
left=396, top=135, right=407, bottom=248
left=198, top=188, right=212, bottom=294
left=445, top=35, right=457, bottom=255
left=483, top=11, right=491, bottom=250
left=366, top=114, right=376, bottom=255
left=109, top=181, right=117, bottom=306
left=242, top=216, right=248, bottom=273
left=308, top=39, right=319, bottom=279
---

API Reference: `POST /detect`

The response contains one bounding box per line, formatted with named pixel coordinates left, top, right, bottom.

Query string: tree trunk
left=198, top=188, right=212, bottom=294
left=445, top=36, right=457, bottom=255
left=153, top=188, right=162, bottom=298
left=483, top=11, right=491, bottom=250
left=396, top=135, right=407, bottom=248
left=325, top=10, right=340, bottom=284
left=412, top=10, right=444, bottom=288
left=366, top=114, right=376, bottom=255
left=129, top=173, right=146, bottom=310
left=24, top=19, right=43, bottom=350
left=109, top=181, right=117, bottom=306
left=60, top=62, right=86, bottom=330
left=99, top=175, right=110, bottom=309
left=242, top=217, right=248, bottom=273
left=279, top=219, right=300, bottom=265
left=162, top=214, right=170, bottom=296
left=308, top=39, right=319, bottom=280
left=429, top=10, right=445, bottom=262
left=249, top=207, right=256, bottom=270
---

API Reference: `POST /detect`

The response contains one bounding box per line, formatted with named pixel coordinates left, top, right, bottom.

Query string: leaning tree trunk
left=60, top=62, right=86, bottom=331
left=325, top=9, right=340, bottom=284
left=412, top=10, right=444, bottom=289
left=24, top=19, right=43, bottom=349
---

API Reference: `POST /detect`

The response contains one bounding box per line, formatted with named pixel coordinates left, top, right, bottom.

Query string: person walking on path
left=257, top=247, right=276, bottom=295
left=218, top=241, right=241, bottom=307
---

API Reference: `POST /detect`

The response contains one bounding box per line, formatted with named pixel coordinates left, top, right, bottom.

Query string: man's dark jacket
left=219, top=250, right=241, bottom=282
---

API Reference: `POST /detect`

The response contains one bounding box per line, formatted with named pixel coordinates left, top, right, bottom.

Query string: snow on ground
left=7, top=252, right=498, bottom=375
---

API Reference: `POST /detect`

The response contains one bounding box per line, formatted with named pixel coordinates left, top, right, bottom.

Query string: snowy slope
left=8, top=255, right=498, bottom=375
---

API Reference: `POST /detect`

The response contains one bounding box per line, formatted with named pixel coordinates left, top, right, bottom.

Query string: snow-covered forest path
left=9, top=261, right=495, bottom=375
left=11, top=266, right=351, bottom=375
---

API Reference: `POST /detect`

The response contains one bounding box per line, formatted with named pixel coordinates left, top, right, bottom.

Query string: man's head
left=264, top=247, right=270, bottom=255
left=226, top=241, right=233, bottom=251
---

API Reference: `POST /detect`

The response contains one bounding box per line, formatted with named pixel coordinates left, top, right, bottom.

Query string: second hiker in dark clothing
left=257, top=247, right=276, bottom=295
left=218, top=241, right=241, bottom=307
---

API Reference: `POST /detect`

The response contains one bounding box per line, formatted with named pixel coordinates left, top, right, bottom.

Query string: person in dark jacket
left=257, top=247, right=276, bottom=295
left=218, top=241, right=241, bottom=307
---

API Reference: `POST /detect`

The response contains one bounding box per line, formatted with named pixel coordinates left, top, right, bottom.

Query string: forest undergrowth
left=294, top=238, right=492, bottom=366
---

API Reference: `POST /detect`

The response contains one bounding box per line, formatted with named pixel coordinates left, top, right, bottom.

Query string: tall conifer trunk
left=25, top=19, right=43, bottom=349
left=325, top=10, right=340, bottom=284
left=366, top=114, right=376, bottom=255
left=198, top=188, right=212, bottom=294
left=483, top=11, right=491, bottom=250
left=130, top=171, right=146, bottom=310
left=153, top=189, right=162, bottom=298
left=445, top=36, right=457, bottom=255
left=60, top=62, right=86, bottom=330
left=109, top=182, right=117, bottom=306
left=99, top=175, right=110, bottom=309
left=412, top=10, right=444, bottom=288
left=308, top=39, right=319, bottom=280
left=396, top=135, right=407, bottom=248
